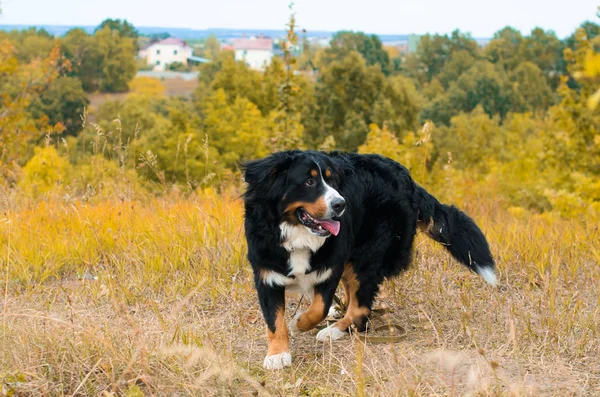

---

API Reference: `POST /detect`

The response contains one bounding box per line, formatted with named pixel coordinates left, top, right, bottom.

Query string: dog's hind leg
left=316, top=263, right=373, bottom=341
left=289, top=275, right=340, bottom=337
left=289, top=293, right=328, bottom=336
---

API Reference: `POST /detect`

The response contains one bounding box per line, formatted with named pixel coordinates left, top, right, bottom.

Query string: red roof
left=155, top=38, right=189, bottom=47
left=234, top=38, right=273, bottom=51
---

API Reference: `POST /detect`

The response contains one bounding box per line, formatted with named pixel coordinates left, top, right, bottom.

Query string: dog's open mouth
left=296, top=208, right=340, bottom=237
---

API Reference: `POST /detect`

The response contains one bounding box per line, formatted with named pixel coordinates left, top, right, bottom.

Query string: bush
left=19, top=146, right=73, bottom=197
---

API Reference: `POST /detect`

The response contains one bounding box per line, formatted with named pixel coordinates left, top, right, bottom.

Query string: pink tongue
left=317, top=219, right=340, bottom=236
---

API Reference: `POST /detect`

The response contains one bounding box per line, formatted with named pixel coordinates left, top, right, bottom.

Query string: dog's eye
left=305, top=178, right=315, bottom=187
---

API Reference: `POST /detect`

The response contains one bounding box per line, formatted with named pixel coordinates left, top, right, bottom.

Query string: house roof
left=233, top=37, right=273, bottom=51
left=149, top=38, right=189, bottom=48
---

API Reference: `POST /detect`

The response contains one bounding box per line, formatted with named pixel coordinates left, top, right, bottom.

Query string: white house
left=145, top=38, right=193, bottom=71
left=233, top=37, right=274, bottom=70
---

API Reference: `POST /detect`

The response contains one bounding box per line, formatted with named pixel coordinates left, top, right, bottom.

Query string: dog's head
left=242, top=151, right=346, bottom=237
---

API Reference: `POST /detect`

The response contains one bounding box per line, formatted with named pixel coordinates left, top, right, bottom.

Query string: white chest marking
left=280, top=222, right=327, bottom=253
left=261, top=222, right=331, bottom=294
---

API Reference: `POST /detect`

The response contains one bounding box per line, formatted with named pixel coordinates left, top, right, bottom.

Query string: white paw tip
left=263, top=352, right=292, bottom=370
left=477, top=266, right=497, bottom=286
left=289, top=313, right=302, bottom=337
left=316, top=325, right=347, bottom=342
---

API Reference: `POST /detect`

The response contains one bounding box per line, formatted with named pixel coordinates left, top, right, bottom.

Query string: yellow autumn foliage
left=19, top=146, right=73, bottom=196
left=128, top=76, right=166, bottom=97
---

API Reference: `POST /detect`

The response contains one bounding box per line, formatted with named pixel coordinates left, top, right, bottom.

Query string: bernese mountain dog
left=242, top=150, right=496, bottom=370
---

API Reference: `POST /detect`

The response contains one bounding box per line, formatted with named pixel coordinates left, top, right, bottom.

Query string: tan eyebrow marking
left=325, top=169, right=331, bottom=178
left=311, top=169, right=318, bottom=177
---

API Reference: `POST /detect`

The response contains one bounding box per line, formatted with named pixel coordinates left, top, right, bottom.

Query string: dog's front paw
left=316, top=324, right=347, bottom=342
left=263, top=352, right=292, bottom=370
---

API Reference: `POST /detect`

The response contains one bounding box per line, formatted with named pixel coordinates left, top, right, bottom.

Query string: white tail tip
left=477, top=266, right=497, bottom=286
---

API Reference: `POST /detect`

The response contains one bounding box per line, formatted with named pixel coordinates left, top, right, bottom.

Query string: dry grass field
left=1, top=188, right=599, bottom=396
left=87, top=77, right=198, bottom=116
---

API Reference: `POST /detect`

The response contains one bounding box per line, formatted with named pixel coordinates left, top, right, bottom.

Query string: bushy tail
left=414, top=185, right=497, bottom=286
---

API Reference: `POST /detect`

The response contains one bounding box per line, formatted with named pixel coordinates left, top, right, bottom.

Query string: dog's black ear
left=241, top=153, right=294, bottom=199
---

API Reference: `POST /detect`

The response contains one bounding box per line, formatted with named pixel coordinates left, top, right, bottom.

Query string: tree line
left=1, top=13, right=599, bottom=219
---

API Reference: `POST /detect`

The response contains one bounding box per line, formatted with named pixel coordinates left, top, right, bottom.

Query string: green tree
left=419, top=92, right=455, bottom=126
left=324, top=31, right=392, bottom=75
left=432, top=106, right=504, bottom=172
left=4, top=28, right=55, bottom=63
left=29, top=76, right=89, bottom=136
left=95, top=26, right=137, bottom=92
left=148, top=32, right=171, bottom=41
left=96, top=19, right=139, bottom=42
left=305, top=51, right=421, bottom=150
left=259, top=57, right=287, bottom=114
left=565, top=21, right=600, bottom=51
left=437, top=50, right=476, bottom=88
left=196, top=50, right=232, bottom=87
left=411, top=30, right=479, bottom=83
left=207, top=54, right=264, bottom=111
left=297, top=36, right=317, bottom=71
left=138, top=98, right=210, bottom=187
left=79, top=91, right=208, bottom=186
left=485, top=27, right=523, bottom=71
left=61, top=28, right=103, bottom=92
left=358, top=123, right=433, bottom=176
left=517, top=28, right=566, bottom=89
left=93, top=94, right=164, bottom=147
left=422, top=78, right=445, bottom=100
left=305, top=51, right=385, bottom=149
left=371, top=75, right=423, bottom=134
left=62, top=27, right=136, bottom=93
left=202, top=89, right=270, bottom=167
left=510, top=61, right=553, bottom=112
left=0, top=42, right=65, bottom=172
left=400, top=53, right=428, bottom=85
left=544, top=27, right=600, bottom=177
left=357, top=123, right=403, bottom=162
left=203, top=35, right=221, bottom=60
left=423, top=60, right=515, bottom=125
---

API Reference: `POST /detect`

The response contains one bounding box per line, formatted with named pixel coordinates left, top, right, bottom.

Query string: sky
left=0, top=0, right=598, bottom=38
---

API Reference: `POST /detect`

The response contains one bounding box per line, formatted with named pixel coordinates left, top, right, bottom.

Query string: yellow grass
left=1, top=191, right=599, bottom=396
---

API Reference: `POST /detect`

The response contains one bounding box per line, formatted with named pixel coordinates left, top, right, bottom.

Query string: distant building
left=309, top=37, right=332, bottom=48
left=233, top=36, right=274, bottom=70
left=145, top=38, right=194, bottom=71
left=408, top=34, right=421, bottom=54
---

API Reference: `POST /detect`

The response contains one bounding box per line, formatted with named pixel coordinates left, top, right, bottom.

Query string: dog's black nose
left=331, top=198, right=346, bottom=214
